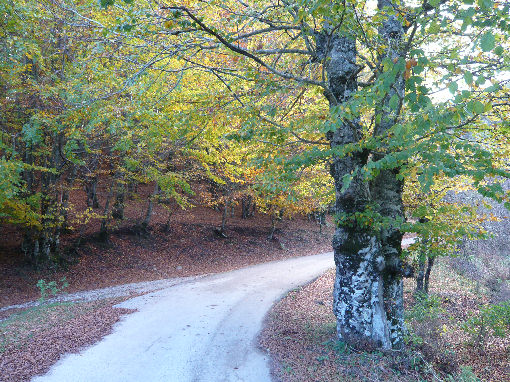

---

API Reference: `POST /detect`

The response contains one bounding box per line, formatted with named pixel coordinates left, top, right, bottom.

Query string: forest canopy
left=0, top=0, right=509, bottom=348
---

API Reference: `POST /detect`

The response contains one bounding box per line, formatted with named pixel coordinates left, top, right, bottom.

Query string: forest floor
left=260, top=259, right=509, bottom=382
left=0, top=190, right=334, bottom=309
left=0, top=196, right=334, bottom=381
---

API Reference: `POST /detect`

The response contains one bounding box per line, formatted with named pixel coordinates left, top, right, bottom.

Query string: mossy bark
left=325, top=0, right=406, bottom=349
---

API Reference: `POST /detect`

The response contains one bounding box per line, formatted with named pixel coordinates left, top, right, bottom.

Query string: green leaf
left=429, top=20, right=440, bottom=34
left=480, top=32, right=495, bottom=52
left=475, top=75, right=486, bottom=86
left=448, top=82, right=458, bottom=94
left=389, top=94, right=399, bottom=109
left=473, top=101, right=484, bottom=114
left=100, top=0, right=115, bottom=8
left=464, top=71, right=473, bottom=85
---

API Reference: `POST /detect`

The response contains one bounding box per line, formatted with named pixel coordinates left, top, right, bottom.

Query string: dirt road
left=32, top=252, right=334, bottom=382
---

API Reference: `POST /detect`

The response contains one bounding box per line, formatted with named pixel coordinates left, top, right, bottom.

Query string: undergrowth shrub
left=36, top=277, right=69, bottom=302
left=446, top=365, right=480, bottom=382
left=461, top=301, right=510, bottom=351
left=405, top=293, right=458, bottom=374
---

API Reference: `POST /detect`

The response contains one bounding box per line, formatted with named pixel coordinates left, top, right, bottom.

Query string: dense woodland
left=0, top=0, right=509, bottom=357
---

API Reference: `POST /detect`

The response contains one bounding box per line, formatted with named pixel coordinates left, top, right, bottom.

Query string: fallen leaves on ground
left=0, top=198, right=334, bottom=382
left=261, top=260, right=509, bottom=382
left=0, top=298, right=134, bottom=382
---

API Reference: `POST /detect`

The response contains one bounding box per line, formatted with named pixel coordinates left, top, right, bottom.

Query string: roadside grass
left=260, top=260, right=509, bottom=382
left=1, top=302, right=76, bottom=353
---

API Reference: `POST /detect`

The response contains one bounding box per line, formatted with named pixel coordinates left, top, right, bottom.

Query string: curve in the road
left=32, top=252, right=334, bottom=382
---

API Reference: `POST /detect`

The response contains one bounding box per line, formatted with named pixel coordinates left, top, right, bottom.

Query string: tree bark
left=163, top=208, right=173, bottom=232
left=327, top=0, right=407, bottom=349
left=220, top=198, right=229, bottom=234
left=85, top=176, right=100, bottom=208
left=99, top=181, right=115, bottom=242
left=416, top=258, right=426, bottom=293
left=140, top=183, right=159, bottom=234
left=424, top=256, right=434, bottom=294
left=269, top=211, right=277, bottom=240
left=368, top=0, right=407, bottom=348
left=324, top=34, right=392, bottom=348
left=112, top=181, right=125, bottom=220
left=241, top=195, right=254, bottom=218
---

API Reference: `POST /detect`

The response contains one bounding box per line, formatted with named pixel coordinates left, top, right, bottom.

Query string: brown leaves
left=0, top=299, right=134, bottom=382
left=0, top=196, right=334, bottom=381
left=404, top=58, right=418, bottom=80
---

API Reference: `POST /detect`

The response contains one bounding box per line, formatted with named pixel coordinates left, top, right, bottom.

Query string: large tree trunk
left=370, top=1, right=407, bottom=348
left=324, top=35, right=392, bottom=349
left=326, top=0, right=406, bottom=349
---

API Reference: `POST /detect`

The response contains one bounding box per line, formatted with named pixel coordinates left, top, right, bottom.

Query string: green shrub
left=406, top=292, right=445, bottom=322
left=36, top=277, right=69, bottom=302
left=447, top=365, right=480, bottom=382
left=461, top=301, right=510, bottom=350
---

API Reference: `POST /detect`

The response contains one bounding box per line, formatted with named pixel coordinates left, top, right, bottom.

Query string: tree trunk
left=268, top=211, right=277, bottom=240
left=323, top=34, right=391, bottom=348
left=220, top=198, right=229, bottom=234
left=326, top=0, right=406, bottom=349
left=112, top=181, right=125, bottom=220
left=416, top=257, right=426, bottom=293
left=424, top=256, right=434, bottom=294
left=61, top=165, right=77, bottom=232
left=99, top=182, right=115, bottom=242
left=415, top=219, right=431, bottom=295
left=369, top=0, right=407, bottom=348
left=22, top=133, right=65, bottom=266
left=85, top=176, right=100, bottom=208
left=241, top=195, right=254, bottom=219
left=163, top=208, right=173, bottom=232
left=140, top=183, right=159, bottom=234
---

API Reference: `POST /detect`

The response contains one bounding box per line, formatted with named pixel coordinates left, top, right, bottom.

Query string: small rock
left=176, top=266, right=183, bottom=271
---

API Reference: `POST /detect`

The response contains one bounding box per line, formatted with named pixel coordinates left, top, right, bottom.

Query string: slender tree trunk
left=269, top=211, right=276, bottom=240
left=424, top=256, right=434, bottom=294
left=220, top=198, right=229, bottom=234
left=85, top=176, right=100, bottom=208
left=112, top=181, right=125, bottom=220
left=99, top=181, right=115, bottom=242
left=163, top=208, right=173, bottom=232
left=61, top=165, right=77, bottom=232
left=416, top=258, right=426, bottom=293
left=415, top=219, right=431, bottom=294
left=140, top=183, right=159, bottom=234
left=241, top=195, right=254, bottom=219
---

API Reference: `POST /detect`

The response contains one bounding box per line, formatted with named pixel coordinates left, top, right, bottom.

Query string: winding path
left=32, top=252, right=334, bottom=382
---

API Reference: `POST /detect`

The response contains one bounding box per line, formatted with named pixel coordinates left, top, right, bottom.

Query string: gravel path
left=0, top=276, right=203, bottom=316
left=2, top=238, right=415, bottom=317
left=31, top=252, right=334, bottom=382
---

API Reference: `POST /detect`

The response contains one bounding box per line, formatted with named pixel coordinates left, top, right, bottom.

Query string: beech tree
left=4, top=0, right=509, bottom=349
left=90, top=0, right=508, bottom=349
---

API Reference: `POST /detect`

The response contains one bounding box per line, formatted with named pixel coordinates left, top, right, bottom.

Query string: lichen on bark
left=323, top=0, right=407, bottom=349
